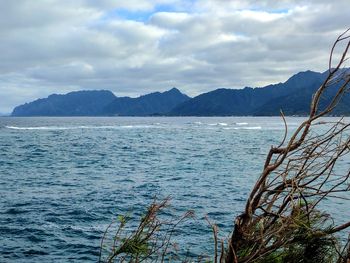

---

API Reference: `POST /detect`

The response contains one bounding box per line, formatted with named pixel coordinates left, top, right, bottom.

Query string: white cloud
left=0, top=0, right=349, bottom=113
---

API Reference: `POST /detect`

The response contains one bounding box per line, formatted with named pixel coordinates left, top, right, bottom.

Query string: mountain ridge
left=11, top=69, right=350, bottom=117
left=11, top=88, right=190, bottom=117
left=168, top=70, right=326, bottom=116
left=103, top=87, right=190, bottom=116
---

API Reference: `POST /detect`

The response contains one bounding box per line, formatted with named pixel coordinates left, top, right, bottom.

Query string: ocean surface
left=0, top=117, right=349, bottom=262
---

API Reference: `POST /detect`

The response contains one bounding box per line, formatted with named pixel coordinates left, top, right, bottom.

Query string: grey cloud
left=0, top=0, right=349, bottom=113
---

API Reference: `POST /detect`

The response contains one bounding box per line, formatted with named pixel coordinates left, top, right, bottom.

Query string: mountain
left=12, top=90, right=117, bottom=116
left=11, top=88, right=190, bottom=117
left=11, top=70, right=350, bottom=117
left=103, top=88, right=190, bottom=116
left=253, top=70, right=350, bottom=115
left=169, top=70, right=350, bottom=116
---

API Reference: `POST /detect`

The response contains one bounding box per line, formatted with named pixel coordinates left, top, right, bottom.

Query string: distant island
left=11, top=69, right=350, bottom=117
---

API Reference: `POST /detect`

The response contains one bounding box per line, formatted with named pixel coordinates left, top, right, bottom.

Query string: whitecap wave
left=6, top=125, right=154, bottom=130
left=243, top=126, right=262, bottom=130
left=223, top=126, right=262, bottom=130
left=6, top=126, right=71, bottom=130
left=208, top=122, right=228, bottom=126
left=235, top=122, right=248, bottom=126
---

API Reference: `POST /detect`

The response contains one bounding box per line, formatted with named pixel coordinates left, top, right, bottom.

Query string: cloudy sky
left=0, top=0, right=349, bottom=113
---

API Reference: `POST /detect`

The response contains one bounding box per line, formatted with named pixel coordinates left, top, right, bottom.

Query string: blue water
left=0, top=117, right=349, bottom=262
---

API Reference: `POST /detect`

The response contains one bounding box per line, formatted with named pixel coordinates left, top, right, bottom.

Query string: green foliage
left=99, top=198, right=195, bottom=263
left=256, top=206, right=339, bottom=263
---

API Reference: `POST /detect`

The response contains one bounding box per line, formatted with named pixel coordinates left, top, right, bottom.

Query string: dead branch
left=226, top=28, right=350, bottom=263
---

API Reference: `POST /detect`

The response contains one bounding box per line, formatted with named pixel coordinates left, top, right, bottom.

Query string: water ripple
left=1, top=116, right=348, bottom=261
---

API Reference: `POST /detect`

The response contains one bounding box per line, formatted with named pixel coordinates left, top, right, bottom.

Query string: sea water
left=0, top=117, right=349, bottom=262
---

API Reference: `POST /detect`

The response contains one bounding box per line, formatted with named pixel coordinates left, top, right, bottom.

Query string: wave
left=208, top=122, right=228, bottom=126
left=6, top=126, right=72, bottom=130
left=235, top=122, right=248, bottom=126
left=223, top=126, right=262, bottom=130
left=5, top=125, right=155, bottom=130
left=241, top=126, right=262, bottom=130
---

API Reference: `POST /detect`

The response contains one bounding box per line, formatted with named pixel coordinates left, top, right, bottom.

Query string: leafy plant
left=99, top=197, right=194, bottom=262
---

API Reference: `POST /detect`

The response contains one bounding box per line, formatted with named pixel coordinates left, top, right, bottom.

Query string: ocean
left=0, top=117, right=349, bottom=262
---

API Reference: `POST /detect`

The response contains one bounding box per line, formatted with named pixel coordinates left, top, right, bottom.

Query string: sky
left=0, top=0, right=349, bottom=113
